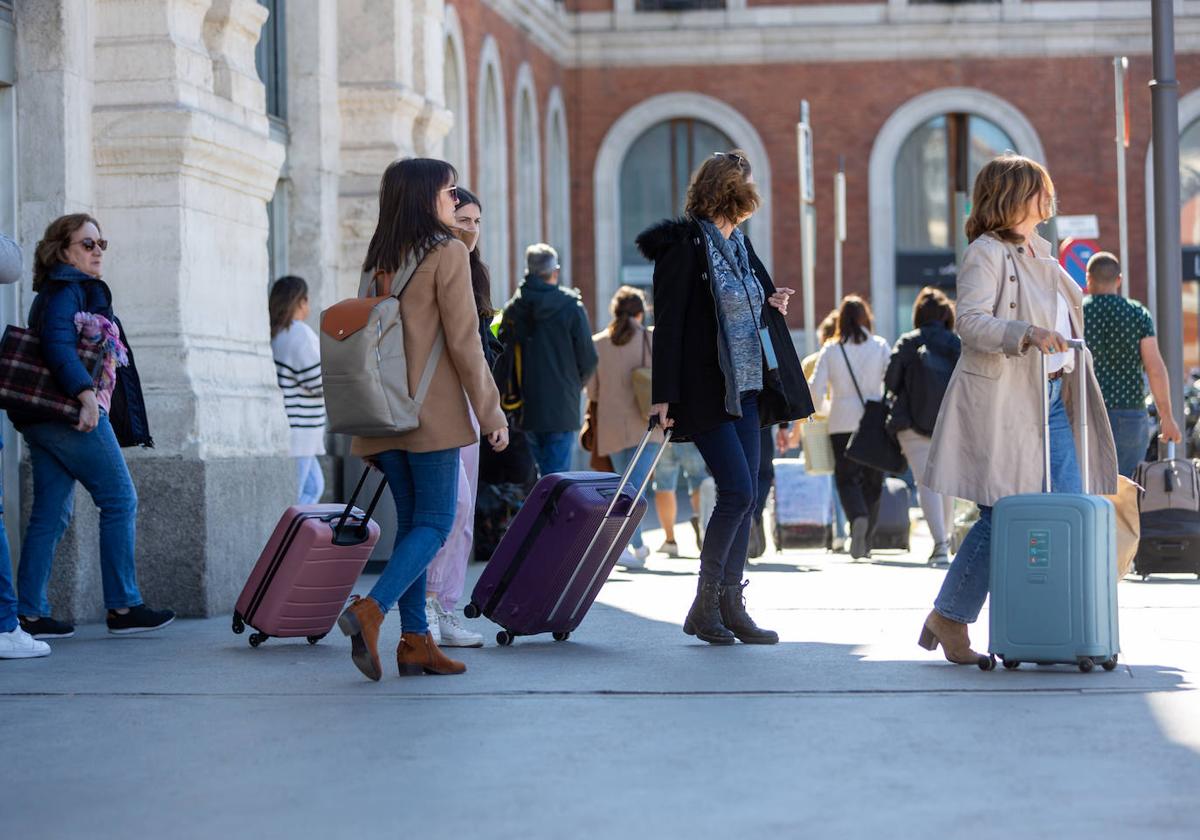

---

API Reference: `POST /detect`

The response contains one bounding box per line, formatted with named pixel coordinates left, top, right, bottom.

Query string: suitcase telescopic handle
left=1040, top=338, right=1089, bottom=494
left=605, top=417, right=673, bottom=520
left=334, top=466, right=388, bottom=539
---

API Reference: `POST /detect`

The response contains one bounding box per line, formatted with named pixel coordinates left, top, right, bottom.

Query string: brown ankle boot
left=397, top=631, right=466, bottom=676
left=337, top=596, right=385, bottom=681
left=917, top=610, right=985, bottom=665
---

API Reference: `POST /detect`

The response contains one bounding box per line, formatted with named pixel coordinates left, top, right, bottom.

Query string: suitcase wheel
left=306, top=634, right=326, bottom=646
left=496, top=630, right=515, bottom=647
left=1101, top=655, right=1119, bottom=672
left=552, top=631, right=571, bottom=642
left=1002, top=658, right=1021, bottom=670
left=248, top=632, right=269, bottom=648
left=1077, top=657, right=1095, bottom=673
left=463, top=603, right=481, bottom=619
left=232, top=613, right=245, bottom=635
left=977, top=654, right=996, bottom=671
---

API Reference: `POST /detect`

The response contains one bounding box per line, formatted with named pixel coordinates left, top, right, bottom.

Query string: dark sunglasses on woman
left=73, top=238, right=108, bottom=252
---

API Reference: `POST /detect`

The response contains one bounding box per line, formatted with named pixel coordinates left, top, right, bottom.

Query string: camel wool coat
left=351, top=238, right=505, bottom=457
left=585, top=323, right=662, bottom=457
left=922, top=231, right=1118, bottom=507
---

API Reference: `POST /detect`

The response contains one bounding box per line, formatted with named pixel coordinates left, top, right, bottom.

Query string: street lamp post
left=1151, top=0, right=1186, bottom=433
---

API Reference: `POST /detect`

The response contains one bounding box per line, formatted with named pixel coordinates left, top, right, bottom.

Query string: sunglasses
left=442, top=185, right=459, bottom=203
left=713, top=151, right=747, bottom=168
left=72, top=238, right=108, bottom=252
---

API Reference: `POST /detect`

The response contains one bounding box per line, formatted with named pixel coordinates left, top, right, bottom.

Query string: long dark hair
left=608, top=286, right=646, bottom=347
left=34, top=213, right=101, bottom=291
left=269, top=275, right=308, bottom=338
left=912, top=286, right=955, bottom=331
left=835, top=294, right=873, bottom=345
left=362, top=158, right=457, bottom=274
left=454, top=186, right=493, bottom=319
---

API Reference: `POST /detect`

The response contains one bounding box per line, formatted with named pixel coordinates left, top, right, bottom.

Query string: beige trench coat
left=923, top=231, right=1118, bottom=506
left=585, top=323, right=662, bottom=457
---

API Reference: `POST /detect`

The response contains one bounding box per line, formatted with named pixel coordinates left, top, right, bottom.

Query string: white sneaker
left=0, top=626, right=51, bottom=659
left=658, top=540, right=679, bottom=558
left=632, top=545, right=651, bottom=562
left=423, top=596, right=443, bottom=645
left=433, top=601, right=484, bottom=648
left=619, top=546, right=646, bottom=569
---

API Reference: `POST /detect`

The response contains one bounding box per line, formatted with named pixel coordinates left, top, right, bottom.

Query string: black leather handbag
left=839, top=343, right=907, bottom=475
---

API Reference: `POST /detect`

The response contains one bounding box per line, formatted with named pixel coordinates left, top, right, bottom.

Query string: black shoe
left=106, top=604, right=175, bottom=635
left=849, top=516, right=870, bottom=560
left=19, top=615, right=75, bottom=639
left=690, top=516, right=704, bottom=552
left=719, top=581, right=779, bottom=645
left=682, top=579, right=735, bottom=645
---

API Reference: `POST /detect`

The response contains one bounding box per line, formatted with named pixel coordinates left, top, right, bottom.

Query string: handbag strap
left=640, top=328, right=649, bottom=367
left=838, top=341, right=866, bottom=408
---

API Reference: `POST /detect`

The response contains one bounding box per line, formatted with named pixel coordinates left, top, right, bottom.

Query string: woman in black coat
left=637, top=151, right=814, bottom=646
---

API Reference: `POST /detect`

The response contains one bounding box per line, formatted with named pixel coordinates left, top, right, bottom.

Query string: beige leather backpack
left=319, top=248, right=442, bottom=436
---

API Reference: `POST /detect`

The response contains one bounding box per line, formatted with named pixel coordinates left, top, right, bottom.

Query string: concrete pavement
left=3, top=521, right=1199, bottom=838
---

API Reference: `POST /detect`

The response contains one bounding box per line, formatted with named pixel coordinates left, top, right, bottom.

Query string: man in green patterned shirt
left=1083, top=252, right=1182, bottom=477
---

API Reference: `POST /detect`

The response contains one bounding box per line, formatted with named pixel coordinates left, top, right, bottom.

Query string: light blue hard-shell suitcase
left=985, top=339, right=1120, bottom=673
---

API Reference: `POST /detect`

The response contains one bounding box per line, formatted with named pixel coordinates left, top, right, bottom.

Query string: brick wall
left=567, top=55, right=1200, bottom=326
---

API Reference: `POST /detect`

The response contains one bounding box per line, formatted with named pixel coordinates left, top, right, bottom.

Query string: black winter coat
left=635, top=217, right=814, bottom=441
left=884, top=322, right=961, bottom=437
left=498, top=278, right=598, bottom=433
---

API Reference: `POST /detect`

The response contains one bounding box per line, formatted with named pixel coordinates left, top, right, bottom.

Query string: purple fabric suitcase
left=232, top=470, right=386, bottom=648
left=465, top=427, right=670, bottom=645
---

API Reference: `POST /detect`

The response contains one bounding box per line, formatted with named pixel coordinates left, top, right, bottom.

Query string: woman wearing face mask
left=636, top=150, right=814, bottom=646
left=12, top=214, right=172, bottom=640
left=336, top=160, right=509, bottom=681
left=421, top=186, right=497, bottom=649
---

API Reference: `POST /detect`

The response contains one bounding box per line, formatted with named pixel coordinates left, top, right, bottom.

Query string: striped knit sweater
left=271, top=320, right=327, bottom=457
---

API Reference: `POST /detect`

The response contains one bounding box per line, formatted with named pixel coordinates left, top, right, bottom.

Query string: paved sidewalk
left=4, top=524, right=1199, bottom=839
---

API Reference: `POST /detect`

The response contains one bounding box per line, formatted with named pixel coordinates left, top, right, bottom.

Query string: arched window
left=513, top=65, right=541, bottom=283
left=442, top=6, right=469, bottom=182
left=546, top=89, right=571, bottom=288
left=476, top=38, right=509, bottom=307
left=619, top=119, right=736, bottom=295
left=893, top=114, right=1015, bottom=335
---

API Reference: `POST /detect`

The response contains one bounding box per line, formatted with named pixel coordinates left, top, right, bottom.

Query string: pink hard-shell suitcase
left=232, top=469, right=385, bottom=647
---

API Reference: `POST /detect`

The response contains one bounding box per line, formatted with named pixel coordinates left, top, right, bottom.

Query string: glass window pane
left=619, top=123, right=673, bottom=282
left=895, top=117, right=948, bottom=253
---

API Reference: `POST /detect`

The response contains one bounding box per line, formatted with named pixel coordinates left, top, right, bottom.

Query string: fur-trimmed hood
left=635, top=217, right=695, bottom=263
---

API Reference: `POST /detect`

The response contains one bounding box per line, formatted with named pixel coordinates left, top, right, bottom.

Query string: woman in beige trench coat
left=918, top=154, right=1118, bottom=665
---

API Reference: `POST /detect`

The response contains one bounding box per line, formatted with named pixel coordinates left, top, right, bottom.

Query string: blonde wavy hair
left=685, top=150, right=760, bottom=225
left=965, top=154, right=1056, bottom=244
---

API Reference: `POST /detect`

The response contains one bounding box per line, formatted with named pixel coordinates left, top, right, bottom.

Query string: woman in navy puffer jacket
left=11, top=214, right=172, bottom=641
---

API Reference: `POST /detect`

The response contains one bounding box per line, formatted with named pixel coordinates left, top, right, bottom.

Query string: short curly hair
left=684, top=150, right=760, bottom=224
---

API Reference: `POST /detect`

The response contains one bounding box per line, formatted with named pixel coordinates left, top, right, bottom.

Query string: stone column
left=284, top=0, right=341, bottom=316
left=411, top=0, right=453, bottom=158
left=60, top=0, right=291, bottom=619
left=336, top=0, right=425, bottom=298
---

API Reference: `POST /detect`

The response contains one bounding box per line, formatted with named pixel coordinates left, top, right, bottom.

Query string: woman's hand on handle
left=487, top=427, right=509, bottom=452
left=768, top=288, right=795, bottom=316
left=650, top=403, right=674, bottom=430
left=1025, top=327, right=1071, bottom=355
left=75, top=390, right=99, bottom=433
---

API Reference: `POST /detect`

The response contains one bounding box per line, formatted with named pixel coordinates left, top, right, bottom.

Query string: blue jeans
left=366, top=448, right=459, bottom=633
left=692, top=393, right=760, bottom=585
left=0, top=470, right=16, bottom=633
left=18, top=414, right=141, bottom=616
left=1107, top=408, right=1150, bottom=479
left=609, top=444, right=654, bottom=550
left=934, top=378, right=1082, bottom=624
left=297, top=456, right=325, bottom=505
left=525, top=430, right=576, bottom=477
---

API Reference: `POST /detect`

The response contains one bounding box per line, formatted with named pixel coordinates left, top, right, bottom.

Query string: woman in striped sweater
left=269, top=276, right=327, bottom=504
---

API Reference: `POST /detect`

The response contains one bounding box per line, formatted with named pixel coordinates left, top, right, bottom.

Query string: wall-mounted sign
left=1059, top=237, right=1099, bottom=289
left=1055, top=215, right=1100, bottom=240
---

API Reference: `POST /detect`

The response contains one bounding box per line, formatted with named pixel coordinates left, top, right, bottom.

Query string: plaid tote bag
left=0, top=325, right=104, bottom=422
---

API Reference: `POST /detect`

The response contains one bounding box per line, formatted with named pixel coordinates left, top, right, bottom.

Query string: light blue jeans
left=18, top=414, right=142, bottom=616
left=296, top=456, right=325, bottom=505
left=609, top=444, right=654, bottom=550
left=934, top=378, right=1082, bottom=624
left=0, top=469, right=16, bottom=633
left=366, top=448, right=459, bottom=633
left=525, top=430, right=576, bottom=477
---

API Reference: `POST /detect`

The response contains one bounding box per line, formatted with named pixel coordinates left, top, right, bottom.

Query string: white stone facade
left=2, top=0, right=453, bottom=619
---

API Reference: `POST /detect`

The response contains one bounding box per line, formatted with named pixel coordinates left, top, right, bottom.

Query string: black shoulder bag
left=841, top=342, right=907, bottom=475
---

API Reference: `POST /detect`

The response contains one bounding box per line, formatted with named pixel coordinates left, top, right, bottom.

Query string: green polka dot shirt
left=1082, top=294, right=1155, bottom=409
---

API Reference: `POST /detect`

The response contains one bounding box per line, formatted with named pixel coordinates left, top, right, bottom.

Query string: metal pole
left=1151, top=0, right=1186, bottom=432
left=834, top=156, right=846, bottom=305
left=1114, top=56, right=1130, bottom=298
left=798, top=101, right=816, bottom=355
